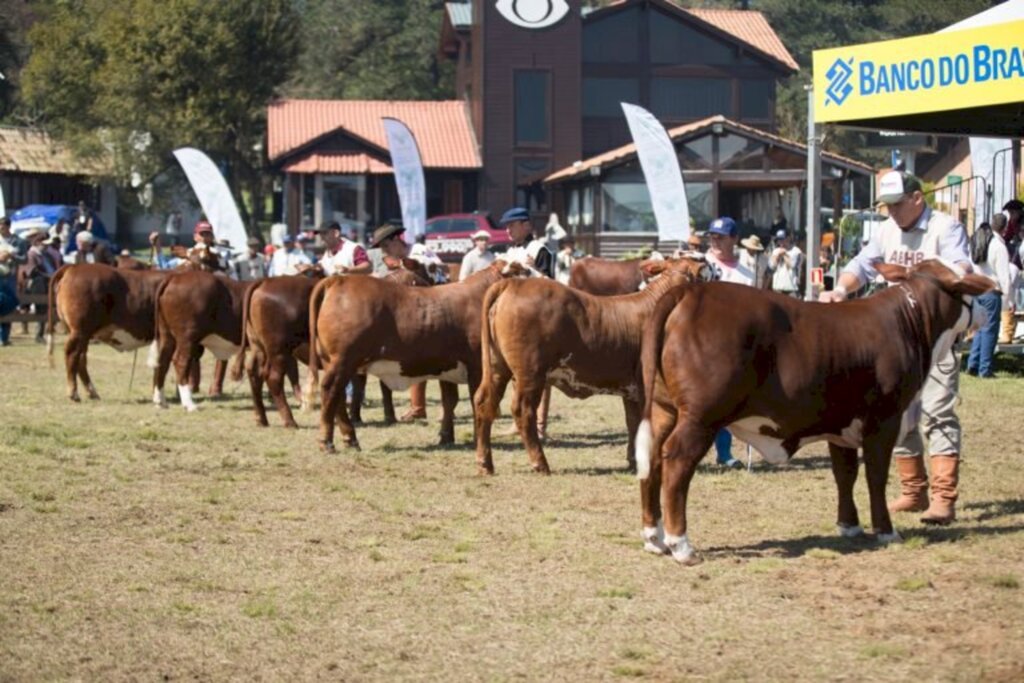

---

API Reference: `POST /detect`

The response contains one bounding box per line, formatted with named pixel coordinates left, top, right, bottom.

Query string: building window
left=567, top=189, right=580, bottom=228
left=301, top=175, right=315, bottom=230
left=651, top=78, right=732, bottom=120
left=718, top=134, right=766, bottom=170
left=740, top=79, right=774, bottom=120
left=583, top=6, right=640, bottom=63
left=583, top=77, right=640, bottom=117
left=649, top=10, right=735, bottom=65
left=322, top=175, right=367, bottom=240
left=515, top=70, right=550, bottom=146
left=582, top=186, right=594, bottom=228
left=514, top=158, right=551, bottom=211
left=601, top=165, right=652, bottom=232
left=685, top=182, right=714, bottom=230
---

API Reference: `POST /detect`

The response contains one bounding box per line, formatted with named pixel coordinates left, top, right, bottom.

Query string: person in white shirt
left=705, top=217, right=754, bottom=469
left=769, top=229, right=803, bottom=297
left=459, top=230, right=495, bottom=281
left=317, top=221, right=371, bottom=276
left=738, top=235, right=769, bottom=289
left=233, top=238, right=269, bottom=281
left=555, top=236, right=577, bottom=285
left=967, top=217, right=1011, bottom=378
left=268, top=234, right=312, bottom=276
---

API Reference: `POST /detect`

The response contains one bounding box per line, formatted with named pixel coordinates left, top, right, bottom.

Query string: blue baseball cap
left=707, top=217, right=737, bottom=238
left=498, top=207, right=530, bottom=227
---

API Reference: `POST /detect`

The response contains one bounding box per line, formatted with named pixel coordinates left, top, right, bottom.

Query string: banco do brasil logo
left=825, top=57, right=854, bottom=106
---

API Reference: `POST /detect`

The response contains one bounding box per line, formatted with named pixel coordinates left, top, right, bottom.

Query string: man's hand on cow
left=818, top=286, right=848, bottom=303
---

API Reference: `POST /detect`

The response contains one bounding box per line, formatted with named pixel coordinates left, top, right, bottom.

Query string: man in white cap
left=459, top=230, right=495, bottom=281
left=819, top=170, right=973, bottom=525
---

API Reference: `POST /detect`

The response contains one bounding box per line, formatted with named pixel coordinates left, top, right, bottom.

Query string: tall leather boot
left=399, top=382, right=427, bottom=422
left=888, top=455, right=929, bottom=513
left=920, top=454, right=959, bottom=525
left=999, top=309, right=1013, bottom=344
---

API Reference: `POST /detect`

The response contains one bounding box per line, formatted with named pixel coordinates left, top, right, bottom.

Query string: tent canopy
left=812, top=4, right=1024, bottom=138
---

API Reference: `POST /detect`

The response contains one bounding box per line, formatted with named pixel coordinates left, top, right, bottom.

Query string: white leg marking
left=177, top=384, right=198, bottom=412
left=153, top=387, right=167, bottom=409
left=146, top=340, right=159, bottom=369
left=642, top=523, right=670, bottom=555
left=635, top=419, right=652, bottom=480
left=837, top=524, right=865, bottom=538
left=664, top=533, right=698, bottom=564
left=876, top=530, right=902, bottom=545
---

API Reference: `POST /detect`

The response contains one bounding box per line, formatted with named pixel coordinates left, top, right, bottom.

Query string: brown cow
left=474, top=257, right=711, bottom=476
left=46, top=264, right=171, bottom=402
left=153, top=270, right=252, bottom=411
left=114, top=254, right=151, bottom=270
left=569, top=257, right=645, bottom=296
left=242, top=259, right=435, bottom=428
left=310, top=261, right=519, bottom=452
left=634, top=260, right=992, bottom=565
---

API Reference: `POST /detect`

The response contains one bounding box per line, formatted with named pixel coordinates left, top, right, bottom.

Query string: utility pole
left=805, top=85, right=822, bottom=300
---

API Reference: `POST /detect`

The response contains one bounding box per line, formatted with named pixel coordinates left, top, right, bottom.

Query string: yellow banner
left=813, top=20, right=1024, bottom=123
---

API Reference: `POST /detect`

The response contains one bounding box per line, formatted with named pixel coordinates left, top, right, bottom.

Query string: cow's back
left=250, top=276, right=318, bottom=350
left=569, top=257, right=643, bottom=296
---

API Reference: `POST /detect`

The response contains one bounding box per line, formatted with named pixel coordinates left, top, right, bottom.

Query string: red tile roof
left=267, top=99, right=481, bottom=171
left=544, top=115, right=871, bottom=184
left=688, top=8, right=799, bottom=72
left=281, top=152, right=393, bottom=175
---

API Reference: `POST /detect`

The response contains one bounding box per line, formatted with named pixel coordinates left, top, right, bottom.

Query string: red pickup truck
left=423, top=213, right=511, bottom=264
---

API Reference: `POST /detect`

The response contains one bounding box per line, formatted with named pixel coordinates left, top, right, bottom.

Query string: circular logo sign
left=495, top=0, right=570, bottom=30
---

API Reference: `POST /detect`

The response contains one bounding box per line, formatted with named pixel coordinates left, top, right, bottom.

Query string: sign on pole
left=172, top=147, right=249, bottom=252
left=621, top=103, right=690, bottom=243
left=382, top=118, right=427, bottom=243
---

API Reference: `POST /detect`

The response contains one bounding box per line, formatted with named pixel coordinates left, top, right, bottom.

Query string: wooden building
left=543, top=115, right=872, bottom=257
left=269, top=1, right=843, bottom=241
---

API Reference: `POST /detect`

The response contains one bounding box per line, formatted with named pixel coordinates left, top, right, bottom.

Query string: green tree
left=0, top=0, right=35, bottom=121
left=288, top=0, right=452, bottom=100
left=20, top=0, right=300, bottom=230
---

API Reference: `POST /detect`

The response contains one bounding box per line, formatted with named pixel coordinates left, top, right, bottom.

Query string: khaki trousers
left=894, top=345, right=961, bottom=458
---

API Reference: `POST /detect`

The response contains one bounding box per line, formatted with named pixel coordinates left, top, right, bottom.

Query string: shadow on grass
left=964, top=498, right=1024, bottom=522
left=707, top=522, right=1024, bottom=559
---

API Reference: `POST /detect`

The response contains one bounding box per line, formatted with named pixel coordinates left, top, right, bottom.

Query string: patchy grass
left=1, top=337, right=1023, bottom=679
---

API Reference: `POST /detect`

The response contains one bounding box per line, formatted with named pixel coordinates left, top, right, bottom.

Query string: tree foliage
left=287, top=0, right=452, bottom=100
left=20, top=0, right=300, bottom=228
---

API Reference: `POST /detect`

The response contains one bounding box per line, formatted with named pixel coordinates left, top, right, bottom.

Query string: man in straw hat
left=739, top=234, right=769, bottom=289
left=459, top=229, right=495, bottom=281
left=820, top=169, right=974, bottom=525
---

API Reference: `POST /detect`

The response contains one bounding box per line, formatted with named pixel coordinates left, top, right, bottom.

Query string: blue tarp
left=10, top=204, right=113, bottom=252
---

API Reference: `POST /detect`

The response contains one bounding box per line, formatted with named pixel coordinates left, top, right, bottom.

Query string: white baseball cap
left=877, top=170, right=923, bottom=204
left=471, top=230, right=490, bottom=241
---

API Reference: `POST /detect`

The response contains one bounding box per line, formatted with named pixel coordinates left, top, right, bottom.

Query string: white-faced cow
left=635, top=260, right=992, bottom=565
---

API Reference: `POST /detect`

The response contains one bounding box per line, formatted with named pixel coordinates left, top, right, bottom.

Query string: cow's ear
left=640, top=260, right=666, bottom=278
left=876, top=263, right=909, bottom=282
left=401, top=257, right=420, bottom=272
left=953, top=273, right=996, bottom=296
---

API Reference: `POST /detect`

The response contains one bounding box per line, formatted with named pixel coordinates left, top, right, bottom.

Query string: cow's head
left=496, top=259, right=540, bottom=278
left=382, top=257, right=435, bottom=287
left=878, top=258, right=995, bottom=340
left=640, top=254, right=713, bottom=284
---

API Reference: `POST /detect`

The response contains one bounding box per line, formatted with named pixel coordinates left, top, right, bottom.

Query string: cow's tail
left=307, top=277, right=333, bottom=405
left=232, top=280, right=259, bottom=382
left=46, top=265, right=70, bottom=367
left=635, top=285, right=689, bottom=480
left=478, top=279, right=515, bottom=396
left=152, top=275, right=173, bottom=359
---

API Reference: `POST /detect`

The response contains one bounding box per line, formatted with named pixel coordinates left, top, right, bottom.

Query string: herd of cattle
left=44, top=255, right=993, bottom=564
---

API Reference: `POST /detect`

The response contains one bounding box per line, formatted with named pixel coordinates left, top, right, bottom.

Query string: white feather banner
left=382, top=118, right=427, bottom=242
left=622, top=103, right=690, bottom=243
left=172, top=147, right=249, bottom=251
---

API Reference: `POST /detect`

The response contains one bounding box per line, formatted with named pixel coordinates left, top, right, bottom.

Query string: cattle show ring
left=3, top=2, right=1024, bottom=681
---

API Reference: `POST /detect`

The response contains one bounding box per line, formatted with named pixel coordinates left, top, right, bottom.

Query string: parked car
left=424, top=212, right=511, bottom=264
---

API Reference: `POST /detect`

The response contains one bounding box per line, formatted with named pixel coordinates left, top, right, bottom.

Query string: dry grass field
left=1, top=333, right=1023, bottom=681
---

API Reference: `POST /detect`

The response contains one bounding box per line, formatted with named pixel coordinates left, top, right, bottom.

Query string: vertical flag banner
left=621, top=103, right=690, bottom=243
left=172, top=147, right=249, bottom=252
left=0, top=182, right=6, bottom=218
left=382, top=118, right=427, bottom=242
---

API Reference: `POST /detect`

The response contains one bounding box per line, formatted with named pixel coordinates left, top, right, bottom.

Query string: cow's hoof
left=256, top=419, right=269, bottom=427
left=351, top=418, right=364, bottom=427
left=69, top=394, right=81, bottom=403
left=531, top=463, right=551, bottom=475
left=642, top=526, right=671, bottom=555
left=477, top=465, right=495, bottom=476
left=876, top=530, right=902, bottom=544
left=320, top=441, right=337, bottom=455
left=438, top=435, right=455, bottom=447
left=344, top=440, right=361, bottom=451
left=87, top=393, right=101, bottom=401
left=666, top=535, right=700, bottom=565
left=383, top=416, right=397, bottom=426
left=837, top=524, right=865, bottom=538
left=283, top=421, right=299, bottom=430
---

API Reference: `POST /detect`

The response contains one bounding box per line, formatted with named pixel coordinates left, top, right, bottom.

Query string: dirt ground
left=1, top=333, right=1022, bottom=681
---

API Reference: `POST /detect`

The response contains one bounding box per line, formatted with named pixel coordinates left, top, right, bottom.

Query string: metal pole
left=804, top=86, right=822, bottom=300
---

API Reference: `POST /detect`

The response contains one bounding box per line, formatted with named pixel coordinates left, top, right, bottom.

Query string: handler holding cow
left=820, top=170, right=973, bottom=525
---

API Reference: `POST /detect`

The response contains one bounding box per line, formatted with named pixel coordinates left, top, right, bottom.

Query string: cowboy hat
left=740, top=235, right=764, bottom=251
left=370, top=223, right=406, bottom=248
